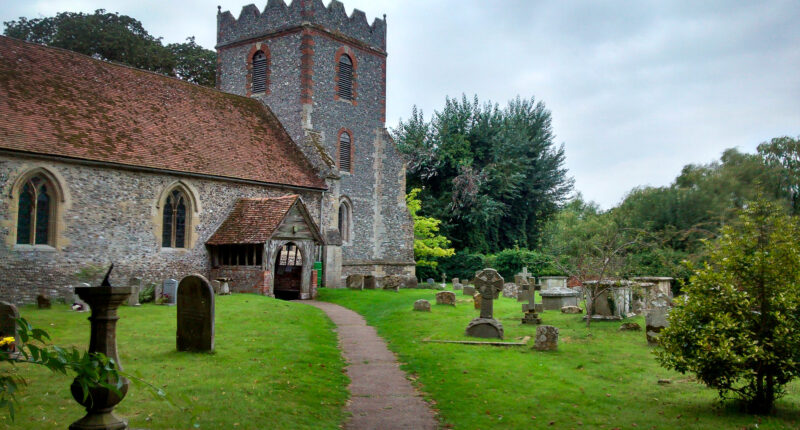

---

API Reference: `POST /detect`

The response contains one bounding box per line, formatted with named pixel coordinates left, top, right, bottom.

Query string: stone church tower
left=216, top=0, right=415, bottom=286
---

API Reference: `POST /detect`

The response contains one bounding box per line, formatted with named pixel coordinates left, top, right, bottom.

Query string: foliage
left=319, top=289, right=800, bottom=429
left=3, top=10, right=216, bottom=87
left=656, top=200, right=800, bottom=414
left=407, top=188, right=455, bottom=269
left=758, top=135, right=800, bottom=214
left=139, top=283, right=156, bottom=303
left=492, top=248, right=551, bottom=280
left=394, top=95, right=573, bottom=253
left=1, top=318, right=125, bottom=421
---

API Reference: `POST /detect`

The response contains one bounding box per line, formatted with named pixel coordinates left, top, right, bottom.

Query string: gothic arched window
left=16, top=175, right=55, bottom=245
left=252, top=50, right=268, bottom=93
left=162, top=189, right=189, bottom=248
left=338, top=130, right=352, bottom=172
left=337, top=54, right=353, bottom=100
left=338, top=198, right=352, bottom=244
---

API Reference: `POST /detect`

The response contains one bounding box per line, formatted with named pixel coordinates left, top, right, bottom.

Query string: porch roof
left=206, top=195, right=323, bottom=245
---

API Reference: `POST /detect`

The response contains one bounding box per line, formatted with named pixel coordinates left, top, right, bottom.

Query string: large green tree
left=758, top=136, right=800, bottom=214
left=4, top=10, right=215, bottom=87
left=656, top=200, right=800, bottom=414
left=406, top=188, right=455, bottom=269
left=394, top=95, right=573, bottom=253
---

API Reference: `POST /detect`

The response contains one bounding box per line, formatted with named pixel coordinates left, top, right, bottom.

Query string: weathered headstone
left=452, top=278, right=460, bottom=286
left=126, top=277, right=141, bottom=306
left=218, top=278, right=231, bottom=295
left=413, top=299, right=431, bottom=312
left=462, top=285, right=476, bottom=296
left=436, top=291, right=456, bottom=306
left=645, top=292, right=671, bottom=345
left=533, top=325, right=559, bottom=351
left=162, top=279, right=178, bottom=305
left=453, top=282, right=463, bottom=291
left=426, top=278, right=434, bottom=285
left=347, top=274, right=364, bottom=290
left=516, top=276, right=530, bottom=302
left=211, top=280, right=222, bottom=294
left=540, top=287, right=580, bottom=310
left=465, top=268, right=504, bottom=339
left=502, top=282, right=519, bottom=299
left=519, top=283, right=542, bottom=325
left=363, top=275, right=376, bottom=290
left=37, top=294, right=51, bottom=309
left=382, top=275, right=402, bottom=291
left=0, top=301, right=20, bottom=349
left=561, top=305, right=582, bottom=314
left=402, top=275, right=419, bottom=289
left=176, top=274, right=215, bottom=352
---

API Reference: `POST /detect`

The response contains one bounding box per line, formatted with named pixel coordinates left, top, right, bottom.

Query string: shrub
left=493, top=248, right=551, bottom=280
left=139, top=283, right=156, bottom=303
left=436, top=250, right=486, bottom=281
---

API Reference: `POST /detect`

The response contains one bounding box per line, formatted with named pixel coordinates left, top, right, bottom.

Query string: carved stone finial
left=101, top=263, right=113, bottom=287
left=218, top=5, right=222, bottom=13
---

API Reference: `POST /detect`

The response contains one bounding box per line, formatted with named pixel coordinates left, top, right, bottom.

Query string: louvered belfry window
left=252, top=51, right=267, bottom=93
left=339, top=132, right=352, bottom=172
left=337, top=54, right=353, bottom=100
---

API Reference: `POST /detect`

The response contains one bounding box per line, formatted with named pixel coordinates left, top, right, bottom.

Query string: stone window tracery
left=16, top=174, right=55, bottom=245
left=162, top=189, right=189, bottom=248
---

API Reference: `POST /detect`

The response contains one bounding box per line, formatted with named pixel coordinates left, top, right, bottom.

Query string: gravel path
left=304, top=301, right=438, bottom=430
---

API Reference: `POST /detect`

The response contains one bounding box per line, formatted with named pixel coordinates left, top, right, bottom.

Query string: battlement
left=217, top=0, right=386, bottom=51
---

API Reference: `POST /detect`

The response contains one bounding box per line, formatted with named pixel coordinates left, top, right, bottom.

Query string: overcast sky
left=2, top=0, right=798, bottom=208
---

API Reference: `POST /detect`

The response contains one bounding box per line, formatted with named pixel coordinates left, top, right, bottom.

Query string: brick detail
left=336, top=128, right=355, bottom=174
left=245, top=43, right=271, bottom=97
left=333, top=46, right=358, bottom=106
left=300, top=30, right=315, bottom=105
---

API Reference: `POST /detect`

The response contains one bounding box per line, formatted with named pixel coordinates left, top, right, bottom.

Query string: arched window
left=16, top=174, right=55, bottom=245
left=339, top=131, right=352, bottom=172
left=338, top=199, right=352, bottom=244
left=337, top=54, right=353, bottom=100
left=252, top=50, right=267, bottom=93
left=162, top=189, right=189, bottom=248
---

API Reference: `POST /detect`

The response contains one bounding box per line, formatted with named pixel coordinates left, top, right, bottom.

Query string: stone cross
left=176, top=274, right=215, bottom=352
left=0, top=301, right=20, bottom=348
left=474, top=268, right=504, bottom=319
left=520, top=283, right=542, bottom=324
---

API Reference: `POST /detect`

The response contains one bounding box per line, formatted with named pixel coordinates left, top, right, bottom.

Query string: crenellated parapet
left=217, top=0, right=386, bottom=51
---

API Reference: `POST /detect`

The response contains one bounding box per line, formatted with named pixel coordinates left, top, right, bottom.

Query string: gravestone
left=645, top=292, right=671, bottom=345
left=452, top=278, right=459, bottom=286
left=516, top=276, right=530, bottom=302
left=37, top=294, right=51, bottom=309
left=473, top=293, right=482, bottom=309
left=126, top=277, right=142, bottom=306
left=436, top=291, right=456, bottom=306
left=413, top=299, right=431, bottom=312
left=382, top=275, right=402, bottom=292
left=519, top=282, right=542, bottom=324
left=465, top=268, right=504, bottom=339
left=426, top=278, right=434, bottom=285
left=0, top=301, right=19, bottom=348
left=540, top=287, right=580, bottom=310
left=533, top=325, right=559, bottom=351
left=176, top=274, right=215, bottom=352
left=561, top=305, right=582, bottom=314
left=462, top=285, right=476, bottom=296
left=502, top=283, right=519, bottom=299
left=539, top=276, right=568, bottom=291
left=453, top=282, right=463, bottom=291
left=401, top=275, right=419, bottom=289
left=363, top=275, right=376, bottom=290
left=218, top=278, right=231, bottom=295
left=583, top=280, right=632, bottom=321
left=347, top=274, right=364, bottom=290
left=71, top=283, right=91, bottom=312
left=211, top=280, right=222, bottom=294
left=162, top=279, right=178, bottom=305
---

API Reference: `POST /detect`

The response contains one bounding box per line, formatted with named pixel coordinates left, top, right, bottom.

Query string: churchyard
left=2, top=283, right=799, bottom=429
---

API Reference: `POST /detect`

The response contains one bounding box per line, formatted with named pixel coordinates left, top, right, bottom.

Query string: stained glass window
left=16, top=175, right=54, bottom=245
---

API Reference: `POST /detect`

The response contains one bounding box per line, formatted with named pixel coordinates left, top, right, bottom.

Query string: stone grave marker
left=533, top=325, right=559, bottom=351
left=382, top=275, right=402, bottom=292
left=211, top=280, right=222, bottom=294
left=363, top=275, right=376, bottom=290
left=540, top=287, right=580, bottom=310
left=516, top=276, right=530, bottom=302
left=426, top=278, right=434, bottom=285
left=0, top=301, right=20, bottom=348
left=37, top=294, right=51, bottom=309
left=218, top=278, right=231, bottom=295
left=462, top=285, right=476, bottom=296
left=452, top=278, right=459, bottom=286
left=402, top=275, right=419, bottom=289
left=435, top=291, right=456, bottom=306
left=413, top=299, right=431, bottom=312
left=519, top=282, right=542, bottom=325
left=502, top=282, right=519, bottom=299
left=176, top=274, right=215, bottom=352
left=162, top=279, right=178, bottom=305
left=347, top=274, right=364, bottom=290
left=646, top=292, right=671, bottom=345
left=465, top=268, right=504, bottom=339
left=71, top=283, right=91, bottom=312
left=126, top=277, right=141, bottom=306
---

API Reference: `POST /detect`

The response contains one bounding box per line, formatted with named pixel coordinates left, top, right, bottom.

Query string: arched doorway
left=274, top=242, right=303, bottom=300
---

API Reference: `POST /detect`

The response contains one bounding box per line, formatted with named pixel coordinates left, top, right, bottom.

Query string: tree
left=4, top=10, right=216, bottom=87
left=406, top=188, right=455, bottom=269
left=394, top=95, right=573, bottom=253
left=758, top=136, right=800, bottom=214
left=656, top=199, right=800, bottom=414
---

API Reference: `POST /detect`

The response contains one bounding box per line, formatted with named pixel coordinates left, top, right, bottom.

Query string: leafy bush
left=436, top=250, right=486, bottom=281
left=656, top=200, right=800, bottom=414
left=493, top=248, right=551, bottom=280
left=139, top=283, right=156, bottom=303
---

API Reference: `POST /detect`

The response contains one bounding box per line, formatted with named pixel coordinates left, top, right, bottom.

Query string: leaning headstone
left=533, top=325, right=559, bottom=351
left=162, top=279, right=178, bottom=305
left=363, top=275, right=377, bottom=290
left=436, top=291, right=456, bottom=306
left=502, top=282, right=519, bottom=299
left=382, top=275, right=402, bottom=292
left=413, top=299, right=431, bottom=312
left=0, top=301, right=20, bottom=348
left=126, top=277, right=142, bottom=307
left=347, top=274, right=365, bottom=290
left=176, top=274, right=215, bottom=352
left=462, top=285, right=476, bottom=296
left=465, top=268, right=504, bottom=339
left=37, top=294, right=51, bottom=309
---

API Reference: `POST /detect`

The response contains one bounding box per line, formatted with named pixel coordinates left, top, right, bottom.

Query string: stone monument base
left=521, top=312, right=542, bottom=325
left=465, top=318, right=504, bottom=339
left=583, top=314, right=622, bottom=321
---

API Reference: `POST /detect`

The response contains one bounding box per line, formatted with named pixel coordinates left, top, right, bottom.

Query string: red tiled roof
left=0, top=36, right=326, bottom=190
left=207, top=195, right=299, bottom=245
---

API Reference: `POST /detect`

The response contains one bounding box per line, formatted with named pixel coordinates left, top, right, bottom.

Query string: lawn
left=318, top=287, right=800, bottom=430
left=0, top=294, right=348, bottom=429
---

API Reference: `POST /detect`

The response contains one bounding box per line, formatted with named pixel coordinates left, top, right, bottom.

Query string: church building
left=0, top=0, right=415, bottom=305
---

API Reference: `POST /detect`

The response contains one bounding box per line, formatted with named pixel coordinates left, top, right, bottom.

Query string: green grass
left=1, top=294, right=348, bottom=429
left=318, top=288, right=800, bottom=430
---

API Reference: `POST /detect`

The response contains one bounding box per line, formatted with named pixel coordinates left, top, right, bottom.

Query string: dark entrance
left=274, top=243, right=303, bottom=300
